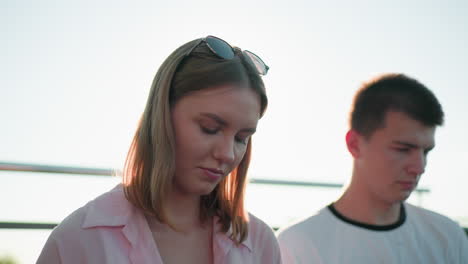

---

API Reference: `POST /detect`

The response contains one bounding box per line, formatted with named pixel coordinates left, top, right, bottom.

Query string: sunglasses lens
left=244, top=50, right=269, bottom=75
left=202, top=36, right=268, bottom=76
left=205, top=36, right=235, bottom=60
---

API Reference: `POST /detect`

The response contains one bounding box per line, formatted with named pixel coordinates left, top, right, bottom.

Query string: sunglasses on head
left=186, top=35, right=269, bottom=76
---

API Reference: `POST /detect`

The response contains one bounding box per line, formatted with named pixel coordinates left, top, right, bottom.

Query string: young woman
left=37, top=35, right=281, bottom=263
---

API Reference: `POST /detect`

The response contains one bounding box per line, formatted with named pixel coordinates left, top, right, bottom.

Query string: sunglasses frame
left=185, top=35, right=269, bottom=76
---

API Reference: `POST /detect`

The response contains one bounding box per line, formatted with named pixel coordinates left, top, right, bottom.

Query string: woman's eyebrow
left=200, top=113, right=227, bottom=126
left=200, top=112, right=257, bottom=133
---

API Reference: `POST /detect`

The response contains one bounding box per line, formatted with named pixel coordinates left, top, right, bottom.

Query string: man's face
left=354, top=111, right=436, bottom=204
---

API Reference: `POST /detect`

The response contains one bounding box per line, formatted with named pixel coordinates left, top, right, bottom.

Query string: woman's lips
left=201, top=167, right=224, bottom=181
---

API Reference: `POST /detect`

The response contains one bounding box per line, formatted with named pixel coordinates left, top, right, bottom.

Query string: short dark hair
left=350, top=73, right=444, bottom=138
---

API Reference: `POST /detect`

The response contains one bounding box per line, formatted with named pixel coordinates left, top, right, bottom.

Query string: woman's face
left=170, top=84, right=261, bottom=197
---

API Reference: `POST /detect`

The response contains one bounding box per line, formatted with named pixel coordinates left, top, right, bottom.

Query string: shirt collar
left=81, top=184, right=163, bottom=263
left=81, top=184, right=132, bottom=229
left=213, top=215, right=253, bottom=252
left=81, top=184, right=253, bottom=254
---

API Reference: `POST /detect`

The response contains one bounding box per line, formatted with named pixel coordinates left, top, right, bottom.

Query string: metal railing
left=0, top=161, right=431, bottom=230
left=0, top=162, right=115, bottom=176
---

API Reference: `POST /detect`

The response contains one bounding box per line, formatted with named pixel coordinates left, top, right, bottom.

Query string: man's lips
left=397, top=180, right=416, bottom=190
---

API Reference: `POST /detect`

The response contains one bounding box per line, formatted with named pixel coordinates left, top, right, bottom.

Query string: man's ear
left=346, top=130, right=362, bottom=158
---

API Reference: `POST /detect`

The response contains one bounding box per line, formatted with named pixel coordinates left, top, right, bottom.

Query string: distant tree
left=0, top=255, right=18, bottom=264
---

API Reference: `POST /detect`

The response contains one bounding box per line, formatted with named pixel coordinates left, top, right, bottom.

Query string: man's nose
left=407, top=151, right=426, bottom=176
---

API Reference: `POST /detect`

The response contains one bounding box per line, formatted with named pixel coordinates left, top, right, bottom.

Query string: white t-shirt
left=277, top=203, right=468, bottom=264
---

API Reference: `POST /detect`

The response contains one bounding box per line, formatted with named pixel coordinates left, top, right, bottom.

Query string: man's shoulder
left=406, top=203, right=459, bottom=224
left=405, top=203, right=464, bottom=233
left=405, top=203, right=468, bottom=261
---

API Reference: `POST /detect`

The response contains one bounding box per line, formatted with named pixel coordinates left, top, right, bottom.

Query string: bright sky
left=2, top=1, right=468, bottom=263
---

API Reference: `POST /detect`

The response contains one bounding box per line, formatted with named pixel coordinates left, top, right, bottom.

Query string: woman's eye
left=201, top=126, right=218, bottom=134
left=235, top=136, right=249, bottom=145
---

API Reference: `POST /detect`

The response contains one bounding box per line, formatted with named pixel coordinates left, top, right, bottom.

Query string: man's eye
left=396, top=148, right=410, bottom=153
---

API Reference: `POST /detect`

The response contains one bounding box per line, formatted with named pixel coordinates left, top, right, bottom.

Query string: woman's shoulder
left=37, top=184, right=139, bottom=263
left=245, top=212, right=281, bottom=262
left=246, top=212, right=278, bottom=246
left=49, top=184, right=130, bottom=239
left=247, top=212, right=274, bottom=233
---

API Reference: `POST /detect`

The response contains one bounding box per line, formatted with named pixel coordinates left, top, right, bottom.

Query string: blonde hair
left=123, top=38, right=268, bottom=243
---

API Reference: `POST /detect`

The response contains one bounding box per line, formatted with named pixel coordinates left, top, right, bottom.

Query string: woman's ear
left=345, top=130, right=361, bottom=158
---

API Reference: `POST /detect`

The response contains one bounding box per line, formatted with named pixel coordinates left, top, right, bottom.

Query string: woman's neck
left=162, top=190, right=206, bottom=231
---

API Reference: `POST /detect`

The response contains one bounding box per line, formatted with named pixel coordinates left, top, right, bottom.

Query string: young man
left=277, top=73, right=468, bottom=263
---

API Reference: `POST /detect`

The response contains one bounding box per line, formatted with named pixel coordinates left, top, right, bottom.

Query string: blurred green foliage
left=0, top=255, right=18, bottom=264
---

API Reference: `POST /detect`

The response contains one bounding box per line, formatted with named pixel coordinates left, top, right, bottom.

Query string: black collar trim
left=327, top=203, right=406, bottom=231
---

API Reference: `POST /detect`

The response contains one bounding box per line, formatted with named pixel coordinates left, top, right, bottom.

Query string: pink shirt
left=37, top=184, right=282, bottom=264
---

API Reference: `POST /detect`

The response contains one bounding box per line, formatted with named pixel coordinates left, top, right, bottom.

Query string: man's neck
left=333, top=187, right=402, bottom=226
